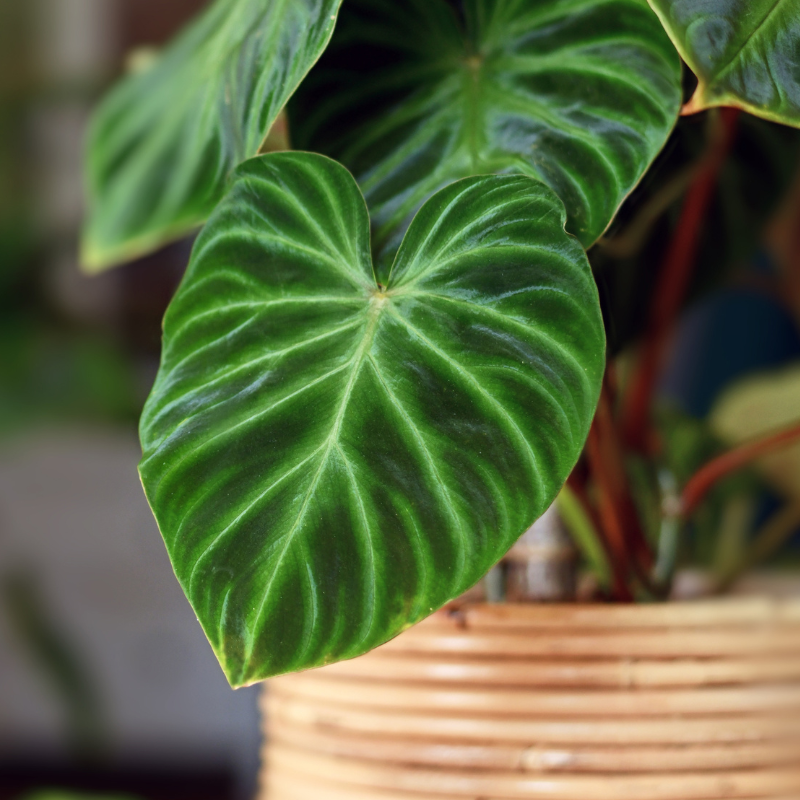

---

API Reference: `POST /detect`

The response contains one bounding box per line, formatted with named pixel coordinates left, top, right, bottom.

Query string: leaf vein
left=387, top=307, right=542, bottom=493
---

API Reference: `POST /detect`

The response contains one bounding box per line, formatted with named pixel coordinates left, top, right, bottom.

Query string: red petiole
left=681, top=421, right=800, bottom=518
left=622, top=108, right=740, bottom=452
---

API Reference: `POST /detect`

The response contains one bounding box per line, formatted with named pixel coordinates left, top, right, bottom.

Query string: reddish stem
left=622, top=108, right=741, bottom=452
left=596, top=385, right=655, bottom=569
left=584, top=382, right=658, bottom=598
left=566, top=472, right=633, bottom=601
left=681, top=422, right=800, bottom=517
left=585, top=424, right=632, bottom=577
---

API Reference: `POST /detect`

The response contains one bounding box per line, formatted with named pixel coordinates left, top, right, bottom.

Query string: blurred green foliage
left=2, top=572, right=107, bottom=758
left=654, top=406, right=761, bottom=570
left=0, top=318, right=141, bottom=437
left=0, top=0, right=140, bottom=439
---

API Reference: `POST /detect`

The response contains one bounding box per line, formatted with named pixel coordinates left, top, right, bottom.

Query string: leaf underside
left=82, top=0, right=342, bottom=272
left=292, top=0, right=682, bottom=269
left=649, top=0, right=800, bottom=127
left=138, top=152, right=605, bottom=686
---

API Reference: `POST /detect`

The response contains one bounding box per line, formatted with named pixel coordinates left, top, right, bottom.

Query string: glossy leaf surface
left=292, top=0, right=681, bottom=267
left=139, top=152, right=605, bottom=685
left=649, top=0, right=800, bottom=126
left=82, top=0, right=342, bottom=272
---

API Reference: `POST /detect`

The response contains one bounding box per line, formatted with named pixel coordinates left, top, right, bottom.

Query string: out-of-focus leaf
left=710, top=363, right=800, bottom=501
left=139, top=152, right=605, bottom=685
left=293, top=0, right=681, bottom=268
left=82, top=0, right=342, bottom=272
left=653, top=405, right=759, bottom=568
left=2, top=572, right=106, bottom=756
left=656, top=405, right=721, bottom=484
left=648, top=0, right=800, bottom=127
left=0, top=319, right=140, bottom=438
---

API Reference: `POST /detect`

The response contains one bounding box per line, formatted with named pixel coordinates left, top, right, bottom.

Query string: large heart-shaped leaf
left=649, top=0, right=800, bottom=127
left=291, top=0, right=682, bottom=267
left=82, top=0, right=342, bottom=272
left=139, top=152, right=605, bottom=686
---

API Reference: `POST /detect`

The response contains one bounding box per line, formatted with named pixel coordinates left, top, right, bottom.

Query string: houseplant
left=82, top=0, right=800, bottom=796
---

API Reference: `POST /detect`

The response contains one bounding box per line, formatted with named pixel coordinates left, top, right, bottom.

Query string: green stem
left=652, top=470, right=680, bottom=589
left=556, top=484, right=613, bottom=592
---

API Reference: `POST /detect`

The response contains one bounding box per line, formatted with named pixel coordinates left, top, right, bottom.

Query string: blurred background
left=0, top=2, right=261, bottom=799
left=1, top=1, right=800, bottom=799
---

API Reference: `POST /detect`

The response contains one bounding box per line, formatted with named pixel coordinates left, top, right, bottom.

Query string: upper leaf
left=139, top=152, right=605, bottom=686
left=291, top=0, right=682, bottom=267
left=649, top=0, right=800, bottom=126
left=82, top=0, right=342, bottom=272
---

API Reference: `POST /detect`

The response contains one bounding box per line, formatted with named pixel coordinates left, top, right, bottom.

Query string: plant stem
left=681, top=421, right=800, bottom=517
left=622, top=108, right=740, bottom=451
left=593, top=386, right=655, bottom=567
left=717, top=502, right=800, bottom=591
left=566, top=472, right=633, bottom=601
left=586, top=422, right=632, bottom=574
left=557, top=484, right=615, bottom=595
left=652, top=469, right=681, bottom=588
left=712, top=495, right=756, bottom=588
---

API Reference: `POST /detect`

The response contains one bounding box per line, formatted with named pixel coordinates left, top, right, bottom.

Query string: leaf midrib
left=240, top=292, right=386, bottom=677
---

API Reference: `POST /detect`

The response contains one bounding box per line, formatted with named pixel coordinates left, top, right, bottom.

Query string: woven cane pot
left=261, top=597, right=800, bottom=800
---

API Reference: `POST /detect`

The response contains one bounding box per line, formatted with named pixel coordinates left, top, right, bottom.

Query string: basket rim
left=431, top=594, right=800, bottom=631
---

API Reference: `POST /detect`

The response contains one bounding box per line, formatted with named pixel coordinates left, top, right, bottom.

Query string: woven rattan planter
left=261, top=597, right=800, bottom=799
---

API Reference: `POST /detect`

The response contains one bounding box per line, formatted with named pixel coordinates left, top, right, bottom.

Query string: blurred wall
left=0, top=2, right=259, bottom=798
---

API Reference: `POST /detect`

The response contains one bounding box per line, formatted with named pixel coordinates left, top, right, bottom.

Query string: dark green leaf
left=649, top=0, right=800, bottom=126
left=82, top=0, right=342, bottom=272
left=139, top=152, right=605, bottom=685
left=292, top=0, right=682, bottom=267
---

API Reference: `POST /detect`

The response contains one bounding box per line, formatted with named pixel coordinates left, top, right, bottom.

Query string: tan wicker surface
left=262, top=597, right=800, bottom=799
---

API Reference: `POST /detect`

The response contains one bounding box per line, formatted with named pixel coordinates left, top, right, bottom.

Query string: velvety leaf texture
left=139, top=153, right=605, bottom=686
left=82, top=0, right=342, bottom=272
left=291, top=0, right=682, bottom=268
left=649, top=0, right=800, bottom=127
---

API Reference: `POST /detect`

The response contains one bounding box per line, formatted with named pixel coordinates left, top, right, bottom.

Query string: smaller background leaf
left=709, top=362, right=800, bottom=501
left=648, top=0, right=800, bottom=127
left=83, top=0, right=342, bottom=272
